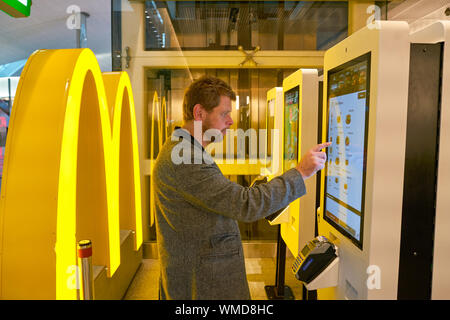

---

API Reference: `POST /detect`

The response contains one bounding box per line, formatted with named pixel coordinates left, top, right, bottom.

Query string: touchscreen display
left=283, top=86, right=299, bottom=171
left=324, top=53, right=371, bottom=249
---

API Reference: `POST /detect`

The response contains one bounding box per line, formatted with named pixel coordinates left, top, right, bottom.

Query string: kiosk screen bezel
left=323, top=52, right=371, bottom=250
left=266, top=97, right=275, bottom=158
left=283, top=85, right=300, bottom=172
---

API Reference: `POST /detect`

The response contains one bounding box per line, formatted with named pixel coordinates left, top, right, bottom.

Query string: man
left=153, top=75, right=330, bottom=300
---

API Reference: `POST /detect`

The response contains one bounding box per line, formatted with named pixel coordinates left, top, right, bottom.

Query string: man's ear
left=193, top=104, right=206, bottom=121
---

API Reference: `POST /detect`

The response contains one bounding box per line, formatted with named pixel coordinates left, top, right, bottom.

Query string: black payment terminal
left=292, top=236, right=338, bottom=284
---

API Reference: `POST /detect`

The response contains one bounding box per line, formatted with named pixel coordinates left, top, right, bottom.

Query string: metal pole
left=275, top=225, right=286, bottom=296
left=76, top=12, right=90, bottom=48
left=77, top=240, right=94, bottom=300
left=264, top=225, right=295, bottom=300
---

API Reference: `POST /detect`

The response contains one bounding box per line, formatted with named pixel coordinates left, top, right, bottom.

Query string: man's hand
left=296, top=142, right=332, bottom=180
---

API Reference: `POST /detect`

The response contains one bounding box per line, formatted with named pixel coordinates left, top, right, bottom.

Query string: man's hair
left=183, top=75, right=236, bottom=121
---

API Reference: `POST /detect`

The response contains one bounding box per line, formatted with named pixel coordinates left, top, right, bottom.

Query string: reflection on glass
left=145, top=1, right=348, bottom=50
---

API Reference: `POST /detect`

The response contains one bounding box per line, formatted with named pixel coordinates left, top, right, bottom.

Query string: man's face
left=202, top=95, right=233, bottom=142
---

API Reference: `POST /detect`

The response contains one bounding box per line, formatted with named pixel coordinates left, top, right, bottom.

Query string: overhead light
left=236, top=95, right=240, bottom=110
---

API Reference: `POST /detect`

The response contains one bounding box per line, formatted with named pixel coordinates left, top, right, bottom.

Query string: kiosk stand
left=263, top=69, right=319, bottom=300
left=280, top=69, right=318, bottom=261
left=261, top=87, right=294, bottom=300
left=297, top=20, right=450, bottom=300
left=264, top=227, right=295, bottom=300
left=316, top=21, right=411, bottom=299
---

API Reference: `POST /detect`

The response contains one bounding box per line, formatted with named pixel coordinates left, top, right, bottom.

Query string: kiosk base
left=264, top=225, right=295, bottom=300
left=264, top=285, right=295, bottom=300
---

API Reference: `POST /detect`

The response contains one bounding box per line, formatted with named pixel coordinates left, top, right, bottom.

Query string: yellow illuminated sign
left=149, top=92, right=168, bottom=227
left=0, top=48, right=142, bottom=299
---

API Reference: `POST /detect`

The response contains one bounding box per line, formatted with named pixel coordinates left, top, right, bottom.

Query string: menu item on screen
left=283, top=86, right=299, bottom=171
left=324, top=54, right=370, bottom=248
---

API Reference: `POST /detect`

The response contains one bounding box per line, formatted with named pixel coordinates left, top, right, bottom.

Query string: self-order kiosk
left=295, top=20, right=450, bottom=300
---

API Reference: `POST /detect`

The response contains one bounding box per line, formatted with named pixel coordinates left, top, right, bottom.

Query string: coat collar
left=172, top=126, right=206, bottom=152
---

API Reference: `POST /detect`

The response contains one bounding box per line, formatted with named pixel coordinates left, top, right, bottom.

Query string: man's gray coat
left=152, top=128, right=306, bottom=300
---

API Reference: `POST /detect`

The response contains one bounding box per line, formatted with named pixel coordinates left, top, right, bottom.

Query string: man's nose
left=227, top=115, right=233, bottom=126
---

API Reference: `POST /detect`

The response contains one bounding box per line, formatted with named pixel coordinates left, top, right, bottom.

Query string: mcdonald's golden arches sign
left=0, top=48, right=143, bottom=299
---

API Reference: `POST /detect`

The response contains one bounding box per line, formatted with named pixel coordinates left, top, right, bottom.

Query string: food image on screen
left=324, top=53, right=370, bottom=249
left=283, top=86, right=299, bottom=171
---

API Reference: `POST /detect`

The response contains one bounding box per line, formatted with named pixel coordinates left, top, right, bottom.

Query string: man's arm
left=176, top=164, right=306, bottom=223
left=174, top=142, right=331, bottom=223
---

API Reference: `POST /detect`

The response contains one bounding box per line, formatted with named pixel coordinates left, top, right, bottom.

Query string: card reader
left=292, top=236, right=338, bottom=285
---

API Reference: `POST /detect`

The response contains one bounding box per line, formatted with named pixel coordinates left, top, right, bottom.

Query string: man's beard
left=202, top=119, right=224, bottom=143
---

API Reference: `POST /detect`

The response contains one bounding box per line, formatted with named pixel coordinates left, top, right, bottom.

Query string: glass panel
left=145, top=1, right=348, bottom=51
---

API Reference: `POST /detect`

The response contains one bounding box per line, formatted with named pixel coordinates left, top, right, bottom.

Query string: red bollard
left=77, top=240, right=94, bottom=300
